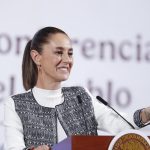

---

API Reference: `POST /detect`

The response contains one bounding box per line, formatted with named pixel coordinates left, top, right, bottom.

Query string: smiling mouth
left=57, top=67, right=69, bottom=72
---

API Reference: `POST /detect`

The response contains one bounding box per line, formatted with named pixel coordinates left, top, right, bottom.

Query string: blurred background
left=0, top=0, right=150, bottom=149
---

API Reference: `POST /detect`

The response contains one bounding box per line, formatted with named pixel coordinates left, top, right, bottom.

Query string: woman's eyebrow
left=55, top=46, right=73, bottom=51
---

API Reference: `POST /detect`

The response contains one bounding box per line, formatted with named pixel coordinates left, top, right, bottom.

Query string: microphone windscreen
left=96, top=96, right=108, bottom=106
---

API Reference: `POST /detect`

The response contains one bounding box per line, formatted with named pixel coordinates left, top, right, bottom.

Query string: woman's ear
left=30, top=50, right=41, bottom=66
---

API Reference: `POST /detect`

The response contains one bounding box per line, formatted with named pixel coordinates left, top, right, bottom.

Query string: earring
left=37, top=64, right=41, bottom=71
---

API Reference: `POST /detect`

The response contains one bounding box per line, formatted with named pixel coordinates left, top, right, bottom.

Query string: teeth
left=59, top=67, right=68, bottom=71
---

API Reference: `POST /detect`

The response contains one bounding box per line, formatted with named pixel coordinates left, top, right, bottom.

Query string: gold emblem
left=111, top=133, right=150, bottom=150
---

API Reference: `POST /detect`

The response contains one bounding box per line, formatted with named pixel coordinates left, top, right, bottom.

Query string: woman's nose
left=62, top=53, right=72, bottom=63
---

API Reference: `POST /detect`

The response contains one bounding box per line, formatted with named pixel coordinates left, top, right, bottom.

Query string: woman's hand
left=141, top=107, right=150, bottom=123
left=33, top=145, right=51, bottom=150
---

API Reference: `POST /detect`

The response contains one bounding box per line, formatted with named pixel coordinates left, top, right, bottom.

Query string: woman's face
left=36, top=33, right=73, bottom=86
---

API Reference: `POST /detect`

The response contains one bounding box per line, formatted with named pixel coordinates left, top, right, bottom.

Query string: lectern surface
left=52, top=136, right=113, bottom=150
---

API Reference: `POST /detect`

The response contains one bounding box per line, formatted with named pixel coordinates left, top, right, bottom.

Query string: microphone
left=96, top=96, right=135, bottom=129
left=77, top=95, right=89, bottom=135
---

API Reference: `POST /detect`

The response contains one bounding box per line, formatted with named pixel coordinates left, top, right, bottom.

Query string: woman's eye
left=56, top=51, right=63, bottom=55
left=68, top=52, right=73, bottom=56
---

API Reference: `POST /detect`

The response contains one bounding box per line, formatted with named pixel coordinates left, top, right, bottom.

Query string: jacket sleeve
left=4, top=97, right=26, bottom=150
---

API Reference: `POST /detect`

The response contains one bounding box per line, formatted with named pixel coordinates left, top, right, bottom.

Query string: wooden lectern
left=52, top=135, right=150, bottom=150
left=52, top=136, right=113, bottom=150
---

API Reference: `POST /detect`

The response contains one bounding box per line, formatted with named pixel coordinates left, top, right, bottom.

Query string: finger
left=42, top=145, right=49, bottom=150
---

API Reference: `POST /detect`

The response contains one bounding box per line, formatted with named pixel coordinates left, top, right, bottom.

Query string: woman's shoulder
left=4, top=89, right=31, bottom=105
left=62, top=86, right=92, bottom=97
left=11, top=89, right=32, bottom=99
left=62, top=86, right=86, bottom=90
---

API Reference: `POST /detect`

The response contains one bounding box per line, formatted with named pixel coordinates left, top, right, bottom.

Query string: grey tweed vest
left=12, top=86, right=98, bottom=148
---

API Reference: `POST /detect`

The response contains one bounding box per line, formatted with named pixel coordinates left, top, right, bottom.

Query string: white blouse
left=4, top=87, right=137, bottom=150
